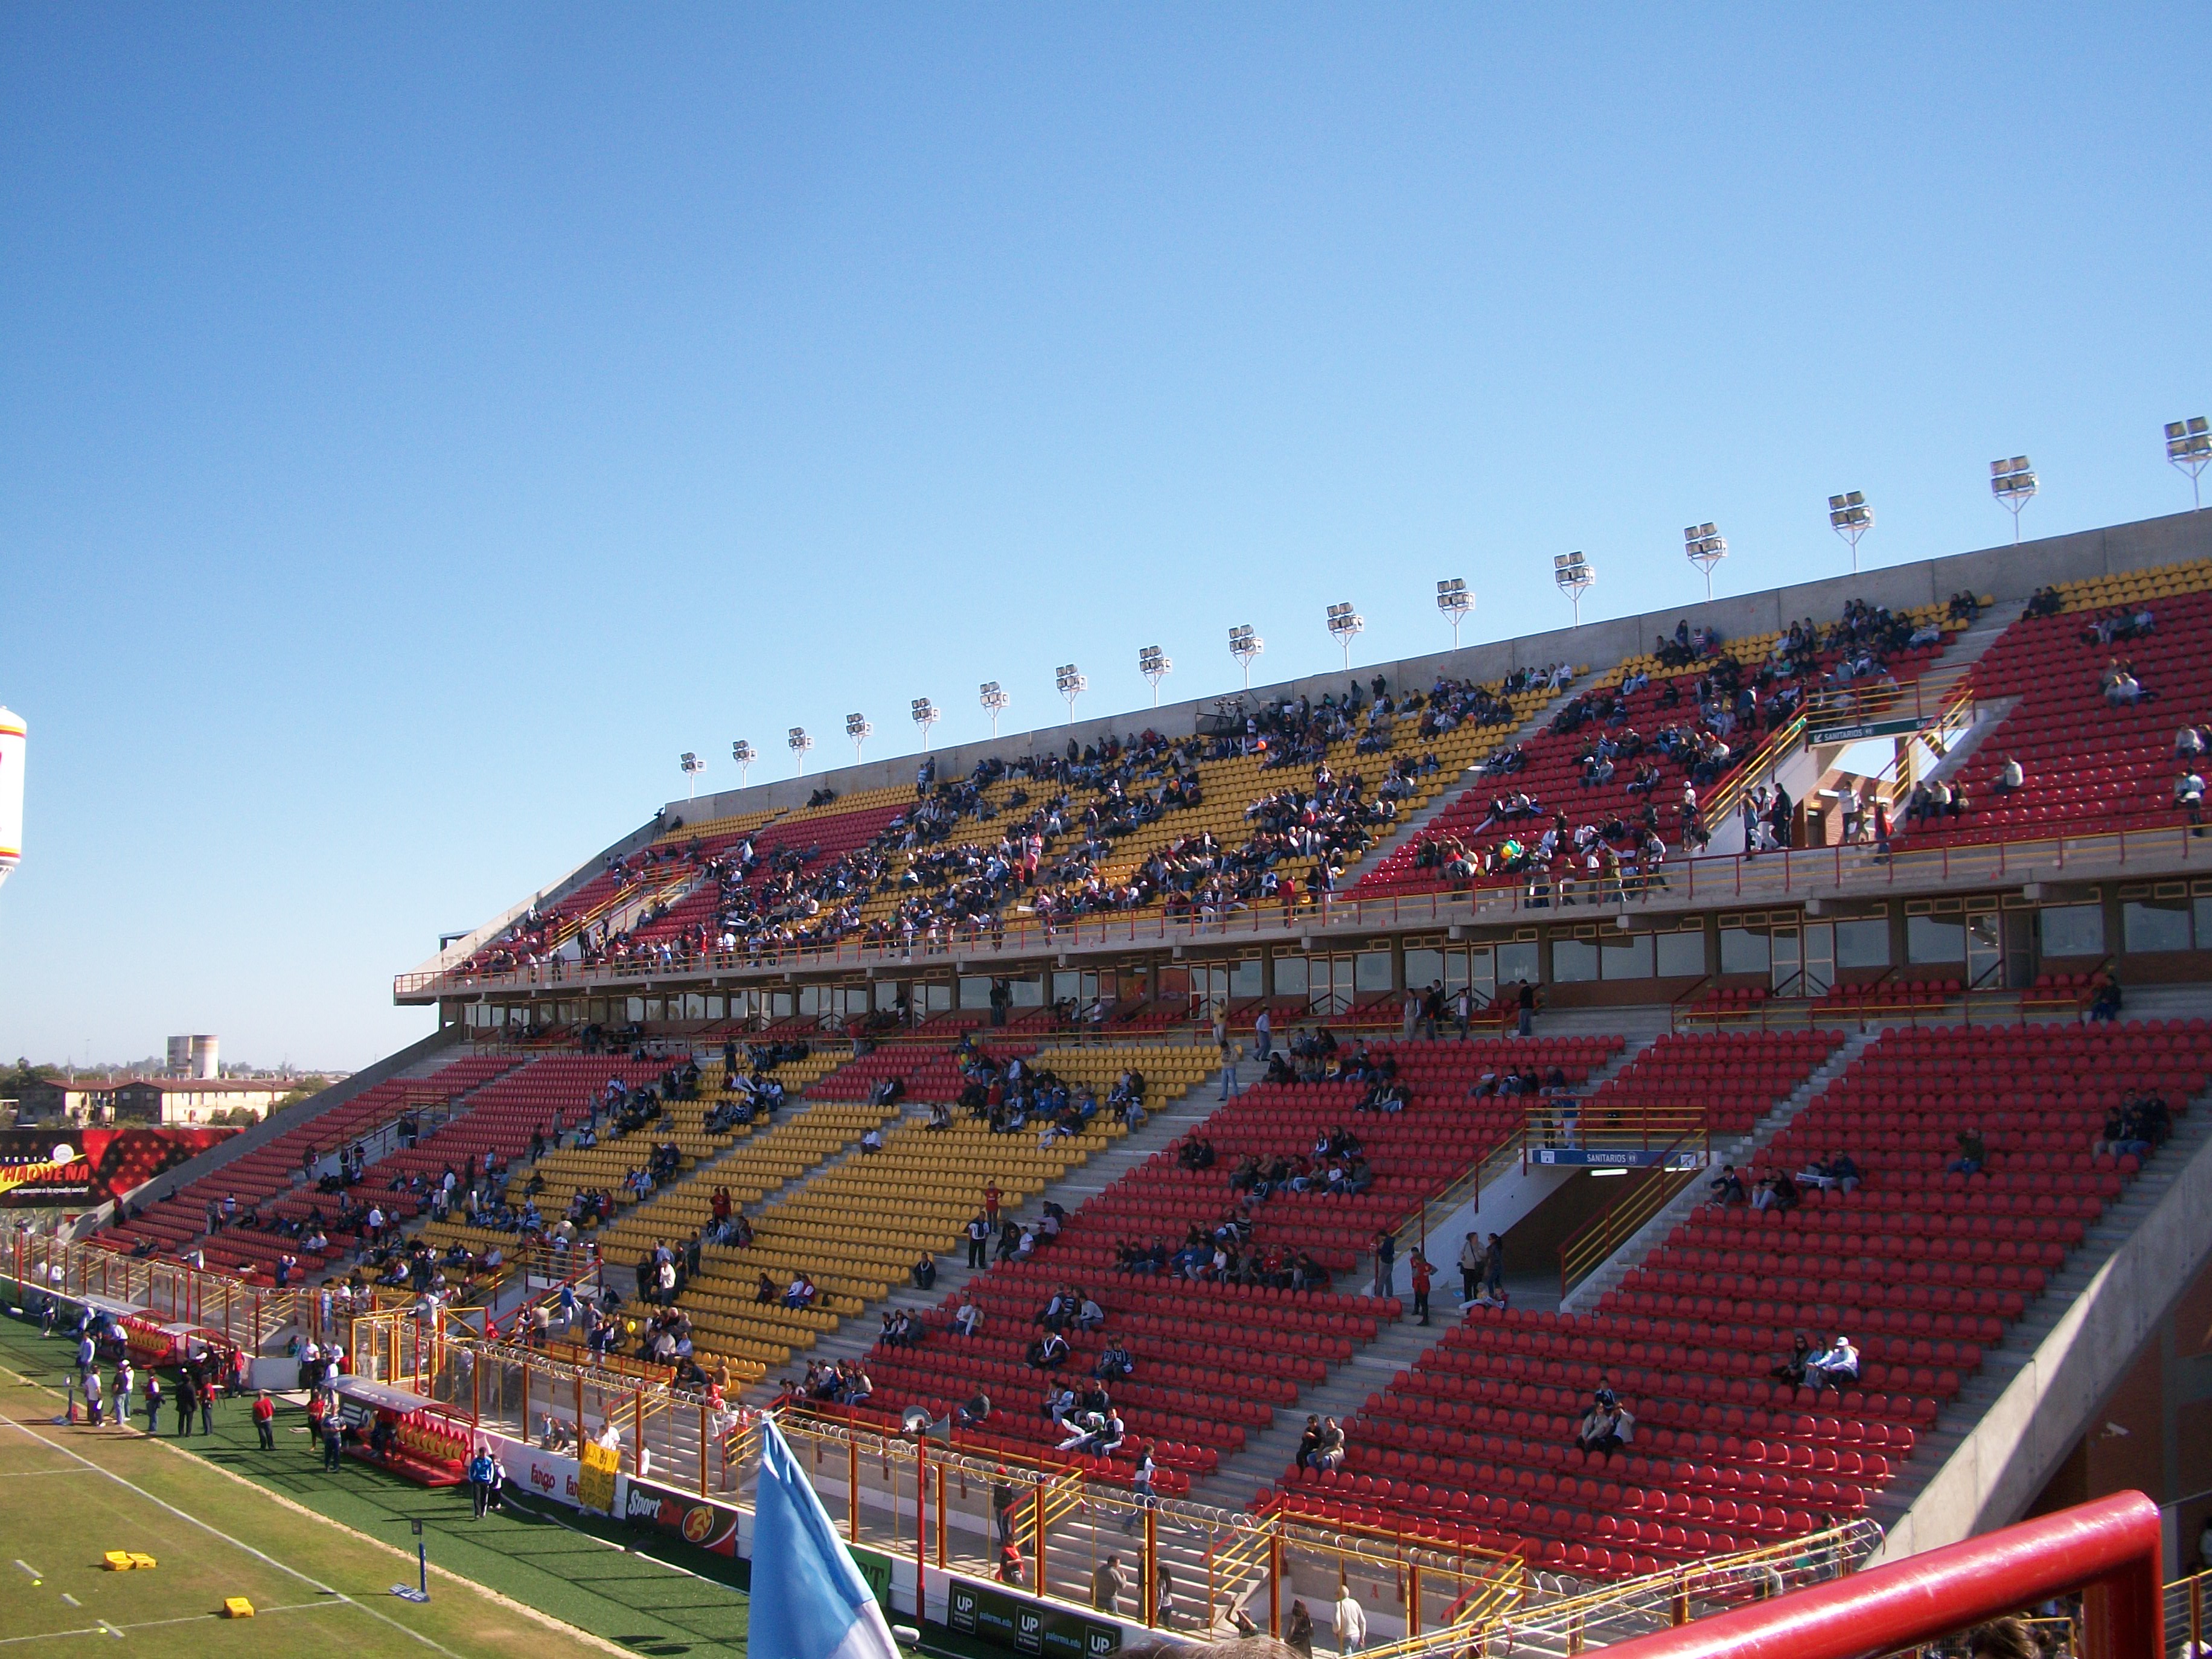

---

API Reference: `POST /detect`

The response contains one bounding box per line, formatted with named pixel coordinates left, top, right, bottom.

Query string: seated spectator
left=953, top=1297, right=984, bottom=1338
left=1805, top=1334, right=1860, bottom=1394
left=1707, top=1163, right=1748, bottom=1207
left=1770, top=1333, right=1814, bottom=1386
left=1992, top=755, right=2025, bottom=796
left=2177, top=769, right=2207, bottom=833
left=1294, top=1414, right=1323, bottom=1468
left=1946, top=1127, right=1986, bottom=1177
left=956, top=1391, right=991, bottom=1427
left=782, top=1273, right=818, bottom=1309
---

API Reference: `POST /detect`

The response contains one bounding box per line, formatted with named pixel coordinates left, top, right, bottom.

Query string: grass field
left=0, top=1309, right=752, bottom=1656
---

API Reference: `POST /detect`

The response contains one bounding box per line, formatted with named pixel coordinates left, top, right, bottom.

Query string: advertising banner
left=947, top=1578, right=1122, bottom=1657
left=0, top=1128, right=232, bottom=1209
left=619, top=1472, right=742, bottom=1556
left=577, top=1440, right=620, bottom=1515
left=499, top=1442, right=584, bottom=1510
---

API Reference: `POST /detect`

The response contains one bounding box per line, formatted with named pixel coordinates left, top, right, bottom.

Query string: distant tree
left=272, top=1078, right=331, bottom=1113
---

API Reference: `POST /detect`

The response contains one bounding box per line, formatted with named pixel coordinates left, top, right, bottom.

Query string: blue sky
left=2, top=6, right=2206, bottom=1069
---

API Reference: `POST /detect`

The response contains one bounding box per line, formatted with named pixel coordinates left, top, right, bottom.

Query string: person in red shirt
left=983, top=1181, right=1002, bottom=1229
left=251, top=1390, right=276, bottom=1450
left=1408, top=1251, right=1434, bottom=1326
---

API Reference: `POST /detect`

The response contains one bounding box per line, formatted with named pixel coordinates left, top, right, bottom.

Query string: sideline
left=0, top=1403, right=462, bottom=1658
left=0, top=1346, right=636, bottom=1659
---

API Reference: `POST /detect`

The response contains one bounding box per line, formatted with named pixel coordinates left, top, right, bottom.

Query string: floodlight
left=1227, top=624, right=1264, bottom=688
left=1683, top=523, right=1727, bottom=599
left=1827, top=491, right=1873, bottom=571
left=1325, top=601, right=1364, bottom=670
left=1553, top=551, right=1595, bottom=626
left=2167, top=417, right=2211, bottom=510
left=979, top=682, right=1008, bottom=738
left=1137, top=645, right=1172, bottom=706
left=679, top=752, right=704, bottom=801
left=1436, top=578, right=1472, bottom=648
left=787, top=726, right=813, bottom=776
left=1054, top=663, right=1087, bottom=723
left=910, top=697, right=939, bottom=747
left=730, top=739, right=756, bottom=786
left=845, top=712, right=872, bottom=762
left=1988, top=457, right=2038, bottom=543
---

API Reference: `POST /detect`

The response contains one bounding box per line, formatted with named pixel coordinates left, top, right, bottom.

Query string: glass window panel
left=2038, top=904, right=2103, bottom=957
left=957, top=976, right=990, bottom=1009
left=1905, top=915, right=1966, bottom=964
left=1009, top=977, right=1044, bottom=1006
left=1552, top=938, right=1600, bottom=983
left=1230, top=958, right=1264, bottom=999
left=2121, top=900, right=2191, bottom=954
left=1273, top=955, right=1309, bottom=997
left=1835, top=918, right=1890, bottom=969
left=1600, top=933, right=1655, bottom=979
left=1497, top=941, right=1539, bottom=987
left=1656, top=931, right=1706, bottom=977
left=1404, top=949, right=1444, bottom=992
left=1355, top=951, right=1393, bottom=993
left=1719, top=928, right=1770, bottom=974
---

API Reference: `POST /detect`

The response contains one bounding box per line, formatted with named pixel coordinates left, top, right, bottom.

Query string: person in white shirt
left=1993, top=756, right=2025, bottom=795
left=1335, top=1590, right=1369, bottom=1653
left=1806, top=1335, right=1860, bottom=1394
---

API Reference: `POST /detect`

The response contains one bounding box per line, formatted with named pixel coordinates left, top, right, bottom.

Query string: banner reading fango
left=0, top=1128, right=232, bottom=1209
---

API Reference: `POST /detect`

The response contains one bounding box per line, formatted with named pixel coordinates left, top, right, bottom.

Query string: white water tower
left=168, top=1035, right=219, bottom=1079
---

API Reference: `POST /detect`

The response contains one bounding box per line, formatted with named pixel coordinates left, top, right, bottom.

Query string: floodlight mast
left=787, top=726, right=813, bottom=776
left=2168, top=417, right=2211, bottom=510
left=979, top=682, right=1008, bottom=738
left=1325, top=602, right=1364, bottom=671
left=730, top=740, right=755, bottom=787
left=1683, top=523, right=1727, bottom=600
left=1828, top=491, right=1873, bottom=571
left=1989, top=457, right=2038, bottom=543
left=1054, top=663, right=1087, bottom=725
left=1137, top=645, right=1172, bottom=708
left=910, top=697, right=939, bottom=751
left=1227, top=624, right=1263, bottom=689
left=1552, top=552, right=1595, bottom=627
left=845, top=712, right=872, bottom=764
left=1435, top=578, right=1472, bottom=648
left=679, top=752, right=703, bottom=801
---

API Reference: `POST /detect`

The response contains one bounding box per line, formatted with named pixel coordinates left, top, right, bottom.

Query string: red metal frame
left=1596, top=1493, right=2163, bottom=1659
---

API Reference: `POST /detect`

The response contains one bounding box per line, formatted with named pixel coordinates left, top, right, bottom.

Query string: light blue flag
left=752, top=1415, right=901, bottom=1659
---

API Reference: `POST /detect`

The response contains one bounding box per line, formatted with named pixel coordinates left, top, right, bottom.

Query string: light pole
left=1138, top=645, right=1171, bottom=707
left=910, top=697, right=939, bottom=751
left=1325, top=602, right=1364, bottom=671
left=679, top=752, right=703, bottom=800
left=1828, top=491, right=1873, bottom=571
left=1054, top=663, right=1086, bottom=725
left=1684, top=523, right=1727, bottom=599
left=1228, top=624, right=1263, bottom=689
left=787, top=726, right=813, bottom=776
left=845, top=712, right=872, bottom=765
left=730, top=740, right=756, bottom=787
left=1436, top=578, right=1472, bottom=648
left=1553, top=552, right=1595, bottom=627
left=2167, top=418, right=2211, bottom=510
left=979, top=682, right=1008, bottom=738
left=1989, top=457, right=2038, bottom=543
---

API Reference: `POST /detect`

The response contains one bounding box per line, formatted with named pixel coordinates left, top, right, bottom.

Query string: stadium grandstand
left=43, top=503, right=2212, bottom=1656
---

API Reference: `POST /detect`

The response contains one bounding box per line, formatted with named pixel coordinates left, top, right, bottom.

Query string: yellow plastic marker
left=102, top=1552, right=133, bottom=1571
left=223, top=1597, right=255, bottom=1618
left=127, top=1555, right=156, bottom=1570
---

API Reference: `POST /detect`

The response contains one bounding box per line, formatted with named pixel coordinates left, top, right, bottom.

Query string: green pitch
left=0, top=1310, right=750, bottom=1655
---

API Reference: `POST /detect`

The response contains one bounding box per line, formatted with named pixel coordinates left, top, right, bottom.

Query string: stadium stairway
left=1564, top=1028, right=1881, bottom=1312
left=738, top=1055, right=1232, bottom=1405
left=1330, top=675, right=1594, bottom=892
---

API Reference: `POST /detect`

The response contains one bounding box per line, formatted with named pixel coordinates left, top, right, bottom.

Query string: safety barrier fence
left=3, top=1231, right=296, bottom=1355
left=395, top=816, right=2209, bottom=1003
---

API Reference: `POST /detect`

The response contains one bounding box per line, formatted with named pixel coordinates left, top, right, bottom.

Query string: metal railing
left=2, top=1231, right=298, bottom=1355
left=1557, top=1127, right=1710, bottom=1297
left=394, top=814, right=2207, bottom=1005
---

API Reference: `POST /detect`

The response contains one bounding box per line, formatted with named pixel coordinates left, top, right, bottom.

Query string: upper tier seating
left=93, top=1053, right=520, bottom=1280
left=1896, top=564, right=2212, bottom=847
left=1358, top=603, right=1960, bottom=898
left=1274, top=1017, right=2204, bottom=1579
left=1588, top=1031, right=1843, bottom=1135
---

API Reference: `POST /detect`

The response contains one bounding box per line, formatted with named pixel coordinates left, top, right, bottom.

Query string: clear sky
left=2, top=6, right=2206, bottom=1070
